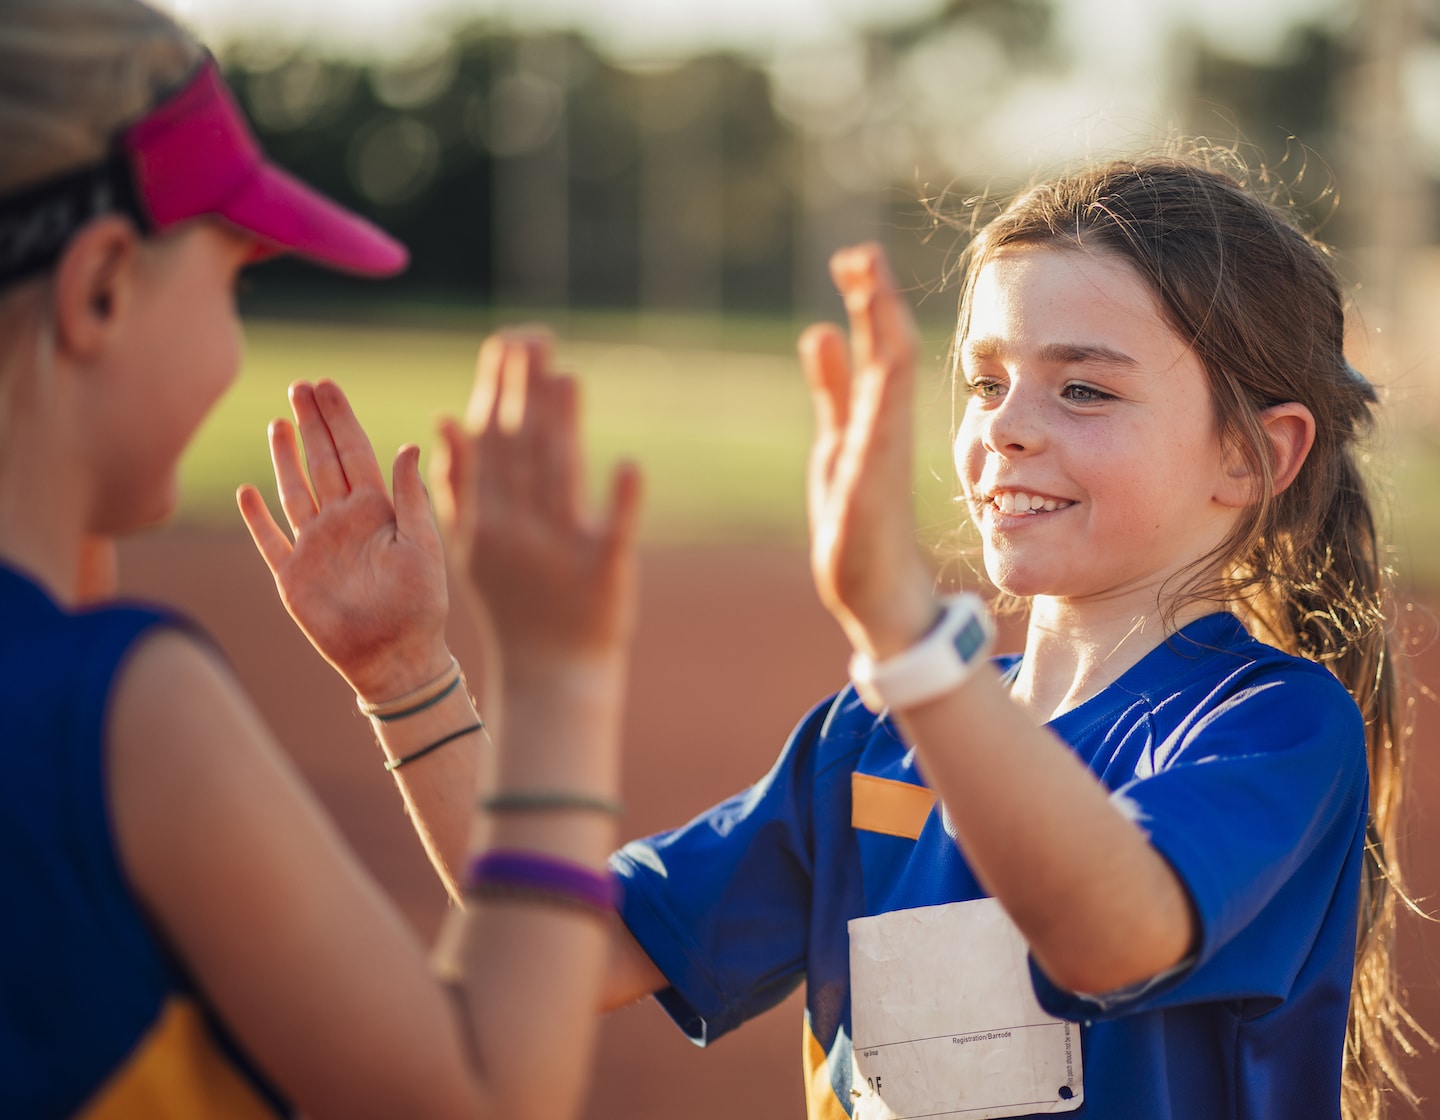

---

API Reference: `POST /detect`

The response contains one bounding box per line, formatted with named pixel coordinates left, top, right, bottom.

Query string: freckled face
left=954, top=246, right=1239, bottom=610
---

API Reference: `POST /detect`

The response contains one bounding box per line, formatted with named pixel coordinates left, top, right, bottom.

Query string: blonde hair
left=0, top=0, right=200, bottom=441
left=0, top=0, right=202, bottom=196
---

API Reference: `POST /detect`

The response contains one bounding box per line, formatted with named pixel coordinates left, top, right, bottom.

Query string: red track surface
left=117, top=529, right=1440, bottom=1118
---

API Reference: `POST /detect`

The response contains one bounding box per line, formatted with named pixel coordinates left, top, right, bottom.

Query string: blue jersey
left=613, top=612, right=1368, bottom=1119
left=0, top=563, right=289, bottom=1120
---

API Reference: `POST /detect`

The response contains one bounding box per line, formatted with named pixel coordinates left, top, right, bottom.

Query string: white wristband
left=848, top=593, right=995, bottom=713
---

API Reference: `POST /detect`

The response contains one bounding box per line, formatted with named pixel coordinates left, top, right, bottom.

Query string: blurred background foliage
left=166, top=0, right=1440, bottom=581
left=212, top=0, right=1433, bottom=319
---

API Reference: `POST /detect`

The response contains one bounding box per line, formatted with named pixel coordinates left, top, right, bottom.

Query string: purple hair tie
left=464, top=850, right=619, bottom=916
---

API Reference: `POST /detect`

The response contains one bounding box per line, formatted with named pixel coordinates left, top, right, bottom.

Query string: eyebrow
left=963, top=338, right=1141, bottom=370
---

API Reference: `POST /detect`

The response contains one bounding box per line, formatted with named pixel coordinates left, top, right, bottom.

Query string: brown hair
left=949, top=150, right=1422, bottom=1117
left=0, top=0, right=202, bottom=196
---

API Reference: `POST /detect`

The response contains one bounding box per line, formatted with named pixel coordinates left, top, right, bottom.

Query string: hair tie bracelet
left=383, top=721, right=484, bottom=773
left=478, top=791, right=624, bottom=817
left=358, top=657, right=462, bottom=722
left=463, top=851, right=619, bottom=919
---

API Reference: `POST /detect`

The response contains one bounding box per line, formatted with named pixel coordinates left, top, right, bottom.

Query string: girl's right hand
left=800, top=243, right=939, bottom=660
left=432, top=330, right=643, bottom=682
left=237, top=381, right=453, bottom=703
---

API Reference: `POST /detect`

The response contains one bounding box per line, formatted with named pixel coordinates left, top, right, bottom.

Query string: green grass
left=183, top=315, right=1440, bottom=588
left=182, top=316, right=965, bottom=547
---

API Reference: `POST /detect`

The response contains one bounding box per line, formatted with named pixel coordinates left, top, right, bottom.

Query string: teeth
left=989, top=491, right=1071, bottom=515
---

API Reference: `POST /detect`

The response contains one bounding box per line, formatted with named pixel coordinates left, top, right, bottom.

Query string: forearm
left=894, top=664, right=1194, bottom=995
left=438, top=658, right=625, bottom=1120
left=360, top=658, right=488, bottom=902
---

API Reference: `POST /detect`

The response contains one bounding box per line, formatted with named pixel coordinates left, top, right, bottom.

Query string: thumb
left=392, top=444, right=437, bottom=544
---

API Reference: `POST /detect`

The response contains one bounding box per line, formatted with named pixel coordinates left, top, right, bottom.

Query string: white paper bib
left=848, top=897, right=1083, bottom=1119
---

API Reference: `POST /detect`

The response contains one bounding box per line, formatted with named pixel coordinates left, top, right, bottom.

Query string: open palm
left=237, top=380, right=452, bottom=702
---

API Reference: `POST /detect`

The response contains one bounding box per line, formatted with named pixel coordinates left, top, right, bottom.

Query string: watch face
left=951, top=614, right=990, bottom=663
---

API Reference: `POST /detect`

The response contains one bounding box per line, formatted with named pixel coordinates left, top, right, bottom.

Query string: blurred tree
left=217, top=0, right=1438, bottom=324
left=225, top=33, right=499, bottom=310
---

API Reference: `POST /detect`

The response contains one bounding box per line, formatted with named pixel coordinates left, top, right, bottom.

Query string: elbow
left=1030, top=907, right=1196, bottom=998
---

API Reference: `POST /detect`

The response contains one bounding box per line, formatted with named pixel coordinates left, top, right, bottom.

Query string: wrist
left=351, top=641, right=457, bottom=708
left=839, top=586, right=941, bottom=662
left=849, top=593, right=995, bottom=713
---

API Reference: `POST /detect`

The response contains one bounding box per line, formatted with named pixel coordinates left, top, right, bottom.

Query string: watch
left=848, top=593, right=995, bottom=713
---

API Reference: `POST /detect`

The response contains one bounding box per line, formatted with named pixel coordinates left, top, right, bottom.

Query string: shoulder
left=1145, top=613, right=1361, bottom=725
left=1141, top=617, right=1367, bottom=780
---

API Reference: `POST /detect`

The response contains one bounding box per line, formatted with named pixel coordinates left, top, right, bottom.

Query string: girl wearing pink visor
left=0, top=3, right=641, bottom=1119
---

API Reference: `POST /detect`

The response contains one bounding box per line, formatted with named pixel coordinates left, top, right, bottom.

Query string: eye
left=1061, top=382, right=1114, bottom=404
left=964, top=376, right=1004, bottom=400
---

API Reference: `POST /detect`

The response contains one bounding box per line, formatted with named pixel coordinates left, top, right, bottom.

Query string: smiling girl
left=604, top=157, right=1417, bottom=1120
left=262, top=154, right=1418, bottom=1119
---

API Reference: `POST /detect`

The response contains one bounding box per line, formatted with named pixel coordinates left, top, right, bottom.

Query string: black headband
left=0, top=152, right=149, bottom=290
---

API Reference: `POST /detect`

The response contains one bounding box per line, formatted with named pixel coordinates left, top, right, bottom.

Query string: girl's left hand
left=237, top=381, right=453, bottom=703
left=431, top=329, right=643, bottom=682
left=800, top=243, right=939, bottom=659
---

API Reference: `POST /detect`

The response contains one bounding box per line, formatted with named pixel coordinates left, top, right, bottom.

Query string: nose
left=976, top=383, right=1043, bottom=456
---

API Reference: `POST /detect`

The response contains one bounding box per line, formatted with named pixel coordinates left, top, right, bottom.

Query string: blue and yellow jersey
left=0, top=564, right=288, bottom=1120
left=614, top=612, right=1368, bottom=1120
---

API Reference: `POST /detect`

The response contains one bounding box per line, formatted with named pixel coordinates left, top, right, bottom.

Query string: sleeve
left=1032, top=664, right=1369, bottom=1021
left=610, top=695, right=838, bottom=1045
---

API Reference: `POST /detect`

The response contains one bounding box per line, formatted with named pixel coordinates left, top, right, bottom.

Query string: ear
left=50, top=216, right=142, bottom=363
left=1216, top=402, right=1316, bottom=507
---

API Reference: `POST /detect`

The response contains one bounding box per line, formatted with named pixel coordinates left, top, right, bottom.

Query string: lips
left=986, top=490, right=1075, bottom=515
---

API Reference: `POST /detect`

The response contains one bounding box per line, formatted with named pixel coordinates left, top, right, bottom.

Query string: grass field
left=182, top=315, right=1440, bottom=586
left=182, top=315, right=970, bottom=546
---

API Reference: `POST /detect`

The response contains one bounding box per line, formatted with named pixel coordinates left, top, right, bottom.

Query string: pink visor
left=123, top=57, right=407, bottom=276
left=0, top=56, right=405, bottom=287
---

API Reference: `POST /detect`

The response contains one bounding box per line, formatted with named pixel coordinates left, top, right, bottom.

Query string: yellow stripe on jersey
left=803, top=1018, right=853, bottom=1120
left=851, top=771, right=935, bottom=840
left=78, top=996, right=278, bottom=1120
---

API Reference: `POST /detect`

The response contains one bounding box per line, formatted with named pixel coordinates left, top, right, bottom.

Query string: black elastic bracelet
left=383, top=721, right=484, bottom=773
left=478, top=791, right=625, bottom=817
left=466, top=880, right=614, bottom=920
left=369, top=674, right=462, bottom=723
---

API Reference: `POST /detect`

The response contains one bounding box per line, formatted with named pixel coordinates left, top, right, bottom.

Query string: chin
left=95, top=485, right=180, bottom=536
left=984, top=554, right=1041, bottom=599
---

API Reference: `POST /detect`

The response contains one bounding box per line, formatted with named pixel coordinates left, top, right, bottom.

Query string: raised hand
left=800, top=243, right=938, bottom=660
left=432, top=330, right=643, bottom=681
left=237, top=380, right=452, bottom=702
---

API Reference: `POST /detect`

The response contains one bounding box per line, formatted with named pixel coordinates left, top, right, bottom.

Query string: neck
left=1009, top=593, right=1224, bottom=723
left=0, top=384, right=91, bottom=608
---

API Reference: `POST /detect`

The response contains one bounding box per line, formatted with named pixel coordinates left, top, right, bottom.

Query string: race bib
left=849, top=897, right=1083, bottom=1119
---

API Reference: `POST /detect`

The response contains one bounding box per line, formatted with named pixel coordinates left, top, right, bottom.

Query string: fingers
left=465, top=335, right=506, bottom=429
left=312, top=379, right=387, bottom=495
left=287, top=382, right=350, bottom=506
left=236, top=483, right=293, bottom=575
left=829, top=243, right=919, bottom=382
left=432, top=417, right=467, bottom=533
left=461, top=331, right=576, bottom=515
left=268, top=418, right=317, bottom=536
left=537, top=375, right=582, bottom=521
left=601, top=460, right=644, bottom=563
left=466, top=328, right=553, bottom=432
left=799, top=321, right=851, bottom=462
left=391, top=443, right=439, bottom=545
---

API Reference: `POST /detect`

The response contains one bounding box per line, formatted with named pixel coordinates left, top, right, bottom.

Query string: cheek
left=953, top=414, right=984, bottom=486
